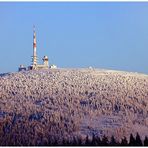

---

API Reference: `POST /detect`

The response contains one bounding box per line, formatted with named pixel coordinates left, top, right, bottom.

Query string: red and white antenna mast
left=32, top=25, right=37, bottom=66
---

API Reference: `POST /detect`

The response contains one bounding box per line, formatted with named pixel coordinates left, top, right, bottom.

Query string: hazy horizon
left=0, top=2, right=148, bottom=74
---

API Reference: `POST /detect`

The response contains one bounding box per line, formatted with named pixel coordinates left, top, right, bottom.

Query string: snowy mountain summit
left=0, top=68, right=148, bottom=145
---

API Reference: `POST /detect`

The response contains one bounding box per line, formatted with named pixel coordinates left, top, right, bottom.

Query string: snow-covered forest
left=0, top=68, right=148, bottom=145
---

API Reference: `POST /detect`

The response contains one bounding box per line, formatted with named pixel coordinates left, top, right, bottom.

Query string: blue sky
left=0, top=2, right=148, bottom=73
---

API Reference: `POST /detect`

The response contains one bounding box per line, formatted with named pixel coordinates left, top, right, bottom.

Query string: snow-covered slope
left=0, top=68, right=148, bottom=145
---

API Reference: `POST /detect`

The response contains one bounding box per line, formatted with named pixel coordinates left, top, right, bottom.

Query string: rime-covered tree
left=1, top=68, right=148, bottom=145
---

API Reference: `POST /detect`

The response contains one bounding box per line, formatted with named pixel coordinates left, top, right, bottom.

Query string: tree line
left=44, top=133, right=148, bottom=146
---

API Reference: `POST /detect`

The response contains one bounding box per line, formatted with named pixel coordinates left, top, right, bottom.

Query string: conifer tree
left=129, top=134, right=136, bottom=146
left=135, top=133, right=143, bottom=146
left=62, top=138, right=66, bottom=146
left=91, top=133, right=98, bottom=146
left=85, top=135, right=91, bottom=146
left=96, top=136, right=102, bottom=146
left=121, top=137, right=128, bottom=146
left=77, top=136, right=82, bottom=146
left=47, top=137, right=52, bottom=146
left=144, top=136, right=148, bottom=146
left=66, top=138, right=71, bottom=146
left=72, top=136, right=78, bottom=146
left=53, top=138, right=59, bottom=146
left=110, top=135, right=118, bottom=146
left=102, top=135, right=109, bottom=146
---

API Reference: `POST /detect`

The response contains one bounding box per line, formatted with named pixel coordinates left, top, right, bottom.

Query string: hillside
left=0, top=68, right=148, bottom=145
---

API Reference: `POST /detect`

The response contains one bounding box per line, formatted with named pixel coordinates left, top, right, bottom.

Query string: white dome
left=43, top=56, right=48, bottom=60
left=44, top=56, right=48, bottom=59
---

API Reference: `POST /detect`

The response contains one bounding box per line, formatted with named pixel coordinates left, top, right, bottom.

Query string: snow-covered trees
left=0, top=68, right=148, bottom=145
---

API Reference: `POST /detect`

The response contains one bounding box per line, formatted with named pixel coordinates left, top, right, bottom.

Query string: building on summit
left=18, top=65, right=27, bottom=72
left=18, top=26, right=57, bottom=72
